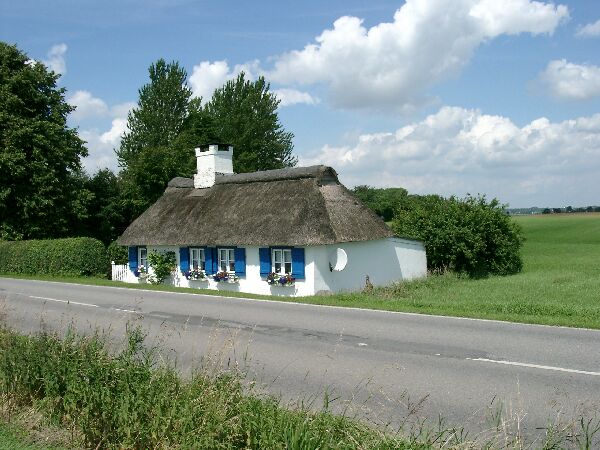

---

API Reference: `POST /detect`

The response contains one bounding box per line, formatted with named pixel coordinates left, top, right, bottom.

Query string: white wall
left=125, top=246, right=318, bottom=296
left=122, top=238, right=426, bottom=297
left=313, top=238, right=427, bottom=293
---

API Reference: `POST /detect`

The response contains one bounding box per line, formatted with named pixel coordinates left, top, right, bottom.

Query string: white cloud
left=68, top=90, right=109, bottom=120
left=70, top=96, right=134, bottom=173
left=273, top=88, right=319, bottom=106
left=188, top=59, right=260, bottom=103
left=300, top=106, right=600, bottom=206
left=267, top=0, right=568, bottom=110
left=43, top=43, right=67, bottom=75
left=576, top=19, right=600, bottom=38
left=110, top=101, right=136, bottom=119
left=538, top=59, right=600, bottom=100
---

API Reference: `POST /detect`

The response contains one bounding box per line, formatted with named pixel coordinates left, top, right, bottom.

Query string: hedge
left=0, top=237, right=108, bottom=277
left=393, top=194, right=523, bottom=277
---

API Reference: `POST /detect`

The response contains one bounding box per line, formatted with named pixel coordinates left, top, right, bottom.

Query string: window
left=190, top=248, right=206, bottom=271
left=272, top=248, right=292, bottom=275
left=218, top=248, right=235, bottom=272
left=138, top=247, right=148, bottom=268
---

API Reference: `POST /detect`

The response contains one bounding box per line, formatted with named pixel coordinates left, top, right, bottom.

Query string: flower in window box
left=279, top=274, right=295, bottom=286
left=266, top=272, right=278, bottom=285
left=134, top=266, right=148, bottom=277
left=266, top=272, right=295, bottom=286
left=213, top=271, right=239, bottom=283
left=184, top=268, right=205, bottom=281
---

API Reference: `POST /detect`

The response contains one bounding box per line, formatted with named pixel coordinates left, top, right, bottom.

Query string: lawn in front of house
left=2, top=214, right=599, bottom=329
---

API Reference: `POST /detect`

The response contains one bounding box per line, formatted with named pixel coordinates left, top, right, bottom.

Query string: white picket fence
left=111, top=262, right=129, bottom=281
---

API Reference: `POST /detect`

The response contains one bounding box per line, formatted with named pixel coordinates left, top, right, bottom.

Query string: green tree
left=393, top=194, right=523, bottom=277
left=203, top=72, right=296, bottom=173
left=0, top=42, right=88, bottom=239
left=78, top=169, right=130, bottom=244
left=118, top=59, right=198, bottom=163
left=352, top=185, right=408, bottom=222
left=117, top=59, right=201, bottom=213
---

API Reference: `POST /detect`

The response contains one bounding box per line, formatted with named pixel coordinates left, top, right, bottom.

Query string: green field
left=323, top=213, right=600, bottom=328
left=2, top=213, right=599, bottom=329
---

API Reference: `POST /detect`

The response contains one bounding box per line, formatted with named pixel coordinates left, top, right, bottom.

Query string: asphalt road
left=1, top=278, right=599, bottom=441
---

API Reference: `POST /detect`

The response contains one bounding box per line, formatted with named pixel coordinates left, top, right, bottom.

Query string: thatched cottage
left=117, top=144, right=426, bottom=296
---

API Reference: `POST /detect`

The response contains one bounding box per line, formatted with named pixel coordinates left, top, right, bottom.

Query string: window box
left=213, top=271, right=239, bottom=284
left=266, top=272, right=295, bottom=287
left=134, top=265, right=148, bottom=278
left=183, top=268, right=206, bottom=281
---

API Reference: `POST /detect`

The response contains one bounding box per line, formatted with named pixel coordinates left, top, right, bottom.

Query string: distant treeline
left=507, top=206, right=600, bottom=215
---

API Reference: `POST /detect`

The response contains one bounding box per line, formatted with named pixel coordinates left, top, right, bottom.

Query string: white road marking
left=113, top=308, right=138, bottom=314
left=29, top=295, right=98, bottom=308
left=467, top=357, right=600, bottom=377
left=357, top=342, right=368, bottom=346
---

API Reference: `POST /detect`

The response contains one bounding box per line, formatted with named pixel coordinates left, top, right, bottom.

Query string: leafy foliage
left=117, top=59, right=200, bottom=213
left=107, top=240, right=128, bottom=265
left=118, top=59, right=198, bottom=164
left=204, top=72, right=296, bottom=173
left=147, top=250, right=176, bottom=284
left=352, top=185, right=408, bottom=222
left=0, top=237, right=108, bottom=277
left=76, top=168, right=131, bottom=244
left=393, top=194, right=524, bottom=277
left=0, top=42, right=88, bottom=240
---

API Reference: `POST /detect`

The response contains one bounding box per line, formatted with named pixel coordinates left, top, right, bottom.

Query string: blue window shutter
left=179, top=247, right=189, bottom=272
left=128, top=246, right=138, bottom=270
left=291, top=248, right=305, bottom=279
left=234, top=247, right=246, bottom=277
left=205, top=247, right=215, bottom=274
left=212, top=248, right=219, bottom=273
left=259, top=248, right=271, bottom=277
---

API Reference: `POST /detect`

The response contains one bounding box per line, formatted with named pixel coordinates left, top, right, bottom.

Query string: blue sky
left=2, top=0, right=600, bottom=207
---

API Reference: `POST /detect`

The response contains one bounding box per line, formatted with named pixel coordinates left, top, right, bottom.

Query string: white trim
left=272, top=248, right=292, bottom=275
left=138, top=247, right=148, bottom=269
left=190, top=247, right=206, bottom=271
left=218, top=247, right=235, bottom=273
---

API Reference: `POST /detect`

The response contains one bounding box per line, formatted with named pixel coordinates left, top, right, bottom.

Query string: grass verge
left=0, top=326, right=431, bottom=450
left=1, top=214, right=599, bottom=329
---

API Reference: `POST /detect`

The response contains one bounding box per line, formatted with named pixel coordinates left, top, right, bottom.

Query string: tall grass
left=0, top=326, right=426, bottom=450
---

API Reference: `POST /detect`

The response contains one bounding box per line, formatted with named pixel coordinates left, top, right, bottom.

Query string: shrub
left=0, top=237, right=108, bottom=277
left=393, top=194, right=523, bottom=277
left=147, top=250, right=176, bottom=284
left=107, top=240, right=128, bottom=265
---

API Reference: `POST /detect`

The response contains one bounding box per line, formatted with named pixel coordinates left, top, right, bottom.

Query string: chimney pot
left=193, top=143, right=234, bottom=188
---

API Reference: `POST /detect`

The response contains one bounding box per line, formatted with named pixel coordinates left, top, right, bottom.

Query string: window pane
left=228, top=249, right=234, bottom=261
left=199, top=249, right=205, bottom=271
left=191, top=249, right=198, bottom=269
left=285, top=262, right=292, bottom=274
left=273, top=250, right=281, bottom=263
left=275, top=262, right=282, bottom=273
left=283, top=250, right=292, bottom=263
left=229, top=260, right=235, bottom=272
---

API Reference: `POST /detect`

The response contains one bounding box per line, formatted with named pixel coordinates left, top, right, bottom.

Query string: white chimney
left=193, top=144, right=234, bottom=188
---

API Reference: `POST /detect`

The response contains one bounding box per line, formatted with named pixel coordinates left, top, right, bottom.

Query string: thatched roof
left=117, top=165, right=394, bottom=246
